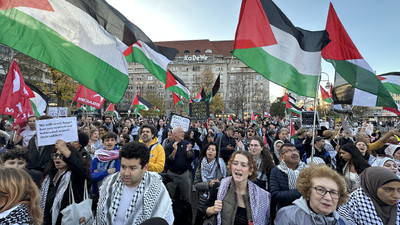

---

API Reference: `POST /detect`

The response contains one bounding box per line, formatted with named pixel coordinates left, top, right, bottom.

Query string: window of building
left=194, top=49, right=201, bottom=54
left=256, top=75, right=261, bottom=80
left=193, top=66, right=200, bottom=71
left=205, top=49, right=212, bottom=53
left=148, top=76, right=154, bottom=81
left=184, top=50, right=190, bottom=54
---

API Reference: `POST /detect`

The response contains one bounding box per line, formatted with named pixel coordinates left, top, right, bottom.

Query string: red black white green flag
left=130, top=95, right=152, bottom=111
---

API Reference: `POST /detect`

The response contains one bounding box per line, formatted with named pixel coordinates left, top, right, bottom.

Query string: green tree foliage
left=210, top=94, right=224, bottom=114
left=140, top=91, right=166, bottom=117
left=270, top=97, right=285, bottom=118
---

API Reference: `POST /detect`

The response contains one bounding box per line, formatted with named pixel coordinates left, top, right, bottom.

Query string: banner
left=189, top=101, right=209, bottom=121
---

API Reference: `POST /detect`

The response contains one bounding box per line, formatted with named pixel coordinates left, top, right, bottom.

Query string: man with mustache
left=270, top=143, right=307, bottom=211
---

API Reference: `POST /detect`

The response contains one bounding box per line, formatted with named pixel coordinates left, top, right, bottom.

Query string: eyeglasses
left=51, top=153, right=66, bottom=160
left=281, top=148, right=299, bottom=155
left=312, top=186, right=339, bottom=199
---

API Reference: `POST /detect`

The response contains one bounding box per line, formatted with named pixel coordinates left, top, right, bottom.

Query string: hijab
left=361, top=167, right=400, bottom=225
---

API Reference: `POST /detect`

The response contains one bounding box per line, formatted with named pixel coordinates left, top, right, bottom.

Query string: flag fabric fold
left=322, top=3, right=396, bottom=109
left=194, top=87, right=206, bottom=102
left=263, top=110, right=271, bottom=118
left=204, top=74, right=221, bottom=102
left=131, top=95, right=152, bottom=111
left=154, top=106, right=160, bottom=112
left=233, top=0, right=330, bottom=98
left=0, top=0, right=177, bottom=103
left=25, top=82, right=48, bottom=117
left=378, top=72, right=400, bottom=95
left=105, top=103, right=120, bottom=120
left=73, top=84, right=105, bottom=109
left=320, top=85, right=333, bottom=103
left=172, top=92, right=189, bottom=114
left=165, top=70, right=190, bottom=99
left=0, top=60, right=34, bottom=126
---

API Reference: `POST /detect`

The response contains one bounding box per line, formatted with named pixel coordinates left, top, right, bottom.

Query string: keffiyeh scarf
left=95, top=149, right=119, bottom=162
left=95, top=172, right=172, bottom=225
left=277, top=161, right=306, bottom=190
left=201, top=157, right=226, bottom=182
left=0, top=204, right=30, bottom=224
left=40, top=171, right=71, bottom=225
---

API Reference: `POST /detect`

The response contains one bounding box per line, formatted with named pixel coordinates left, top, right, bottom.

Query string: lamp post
left=320, top=72, right=331, bottom=89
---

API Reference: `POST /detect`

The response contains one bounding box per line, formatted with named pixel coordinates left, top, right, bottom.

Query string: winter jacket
left=269, top=166, right=301, bottom=209
left=275, top=197, right=350, bottom=225
left=140, top=137, right=166, bottom=173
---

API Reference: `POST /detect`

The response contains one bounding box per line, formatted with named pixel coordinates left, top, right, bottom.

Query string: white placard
left=36, top=117, right=78, bottom=146
left=169, top=114, right=191, bottom=132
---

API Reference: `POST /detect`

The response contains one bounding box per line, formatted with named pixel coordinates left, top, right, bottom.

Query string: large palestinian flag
left=233, top=0, right=330, bottom=98
left=378, top=72, right=400, bottom=95
left=322, top=3, right=396, bottom=109
left=131, top=95, right=152, bottom=111
left=0, top=0, right=177, bottom=103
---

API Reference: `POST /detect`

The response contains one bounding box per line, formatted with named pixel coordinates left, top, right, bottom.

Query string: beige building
left=118, top=39, right=270, bottom=117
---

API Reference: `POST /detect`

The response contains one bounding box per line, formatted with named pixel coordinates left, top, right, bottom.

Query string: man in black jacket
left=217, top=126, right=236, bottom=163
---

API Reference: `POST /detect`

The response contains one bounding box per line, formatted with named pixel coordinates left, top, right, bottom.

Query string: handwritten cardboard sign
left=189, top=101, right=209, bottom=121
left=169, top=113, right=191, bottom=132
left=36, top=117, right=78, bottom=146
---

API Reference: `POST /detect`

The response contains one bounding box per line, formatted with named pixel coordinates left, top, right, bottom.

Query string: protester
left=119, top=125, right=133, bottom=142
left=371, top=157, right=399, bottom=176
left=40, top=140, right=90, bottom=225
left=162, top=130, right=174, bottom=150
left=118, top=133, right=130, bottom=148
left=336, top=143, right=370, bottom=193
left=157, top=118, right=168, bottom=144
left=193, top=142, right=227, bottom=225
left=15, top=116, right=37, bottom=147
left=385, top=144, right=400, bottom=165
left=275, top=164, right=349, bottom=225
left=70, top=131, right=92, bottom=167
left=249, top=136, right=275, bottom=190
left=87, top=128, right=102, bottom=156
left=95, top=141, right=174, bottom=225
left=203, top=151, right=271, bottom=225
left=355, top=140, right=375, bottom=165
left=339, top=167, right=400, bottom=224
left=139, top=123, right=165, bottom=173
left=270, top=143, right=306, bottom=210
left=312, top=136, right=332, bottom=166
left=217, top=126, right=236, bottom=163
left=0, top=167, right=43, bottom=225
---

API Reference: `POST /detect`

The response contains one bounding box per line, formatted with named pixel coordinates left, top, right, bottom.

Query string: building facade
left=118, top=39, right=270, bottom=118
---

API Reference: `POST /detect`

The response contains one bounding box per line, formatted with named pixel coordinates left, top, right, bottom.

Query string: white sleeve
left=165, top=206, right=175, bottom=225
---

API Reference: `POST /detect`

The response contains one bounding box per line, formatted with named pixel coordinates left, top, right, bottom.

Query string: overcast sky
left=107, top=0, right=400, bottom=101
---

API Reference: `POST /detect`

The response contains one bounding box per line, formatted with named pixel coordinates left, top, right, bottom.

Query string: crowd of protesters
left=1, top=113, right=400, bottom=224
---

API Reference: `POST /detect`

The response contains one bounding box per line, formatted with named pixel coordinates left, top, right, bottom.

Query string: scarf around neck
left=95, top=149, right=119, bottom=162
left=200, top=157, right=226, bottom=182
left=0, top=204, right=30, bottom=224
left=277, top=160, right=306, bottom=190
left=361, top=167, right=400, bottom=225
left=40, top=170, right=71, bottom=225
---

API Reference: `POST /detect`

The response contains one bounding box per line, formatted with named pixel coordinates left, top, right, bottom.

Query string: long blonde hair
left=0, top=167, right=43, bottom=225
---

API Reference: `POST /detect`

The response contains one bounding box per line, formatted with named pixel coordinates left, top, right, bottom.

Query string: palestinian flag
left=77, top=103, right=96, bottom=112
left=194, top=87, right=206, bottom=102
left=282, top=92, right=291, bottom=108
left=228, top=114, right=232, bottom=123
left=322, top=3, right=396, bottom=109
left=165, top=70, right=190, bottom=99
left=233, top=0, right=330, bottom=98
left=25, top=83, right=48, bottom=117
left=154, top=106, right=160, bottom=112
left=131, top=95, right=152, bottom=111
left=378, top=72, right=400, bottom=95
left=282, top=92, right=302, bottom=115
left=0, top=0, right=177, bottom=103
left=320, top=85, right=333, bottom=103
left=251, top=112, right=259, bottom=128
left=290, top=120, right=296, bottom=139
left=172, top=92, right=189, bottom=114
left=204, top=74, right=220, bottom=102
left=105, top=103, right=120, bottom=120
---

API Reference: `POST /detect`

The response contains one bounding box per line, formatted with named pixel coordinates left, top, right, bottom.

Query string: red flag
left=228, top=114, right=232, bottom=122
left=282, top=92, right=291, bottom=108
left=73, top=84, right=105, bottom=109
left=290, top=120, right=296, bottom=138
left=105, top=103, right=115, bottom=112
left=0, top=61, right=34, bottom=126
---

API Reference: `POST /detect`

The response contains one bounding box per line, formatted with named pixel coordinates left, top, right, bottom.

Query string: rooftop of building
left=155, top=39, right=234, bottom=57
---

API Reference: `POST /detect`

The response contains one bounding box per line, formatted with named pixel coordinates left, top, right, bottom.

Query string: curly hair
left=227, top=151, right=258, bottom=181
left=139, top=123, right=156, bottom=136
left=1, top=148, right=30, bottom=163
left=119, top=142, right=149, bottom=168
left=297, top=164, right=348, bottom=206
left=0, top=167, right=43, bottom=225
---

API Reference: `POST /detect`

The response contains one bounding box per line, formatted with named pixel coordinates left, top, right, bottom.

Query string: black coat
left=269, top=167, right=301, bottom=210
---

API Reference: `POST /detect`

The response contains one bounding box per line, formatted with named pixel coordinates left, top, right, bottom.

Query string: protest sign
left=47, top=107, right=69, bottom=118
left=169, top=113, right=191, bottom=132
left=300, top=111, right=320, bottom=129
left=189, top=101, right=209, bottom=121
left=36, top=117, right=78, bottom=146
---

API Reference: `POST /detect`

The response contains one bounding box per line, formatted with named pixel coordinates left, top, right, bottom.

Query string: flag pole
left=84, top=86, right=88, bottom=127
left=310, top=73, right=322, bottom=162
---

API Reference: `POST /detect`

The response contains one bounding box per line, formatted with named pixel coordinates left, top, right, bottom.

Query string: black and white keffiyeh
left=0, top=204, right=30, bottom=224
left=200, top=157, right=226, bottom=182
left=338, top=188, right=400, bottom=225
left=277, top=161, right=306, bottom=190
left=95, top=171, right=172, bottom=225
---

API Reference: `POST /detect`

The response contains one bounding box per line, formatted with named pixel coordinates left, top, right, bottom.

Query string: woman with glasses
left=339, top=167, right=400, bottom=224
left=39, top=139, right=91, bottom=225
left=0, top=167, right=43, bottom=225
left=275, top=164, right=350, bottom=225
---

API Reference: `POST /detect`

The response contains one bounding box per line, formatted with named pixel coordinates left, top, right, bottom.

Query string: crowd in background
left=0, top=113, right=400, bottom=224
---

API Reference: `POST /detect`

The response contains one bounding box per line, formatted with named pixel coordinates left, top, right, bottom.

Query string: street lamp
left=321, top=72, right=331, bottom=89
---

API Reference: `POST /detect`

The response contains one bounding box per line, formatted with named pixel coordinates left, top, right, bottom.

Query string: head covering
left=385, top=144, right=400, bottom=157
left=371, top=157, right=396, bottom=167
left=4, top=121, right=11, bottom=126
left=361, top=167, right=400, bottom=225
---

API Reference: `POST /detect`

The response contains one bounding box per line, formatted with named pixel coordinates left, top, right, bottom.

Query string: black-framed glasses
left=51, top=153, right=65, bottom=160
left=312, top=186, right=339, bottom=199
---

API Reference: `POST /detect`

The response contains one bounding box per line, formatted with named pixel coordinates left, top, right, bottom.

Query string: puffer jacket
left=275, top=197, right=350, bottom=225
